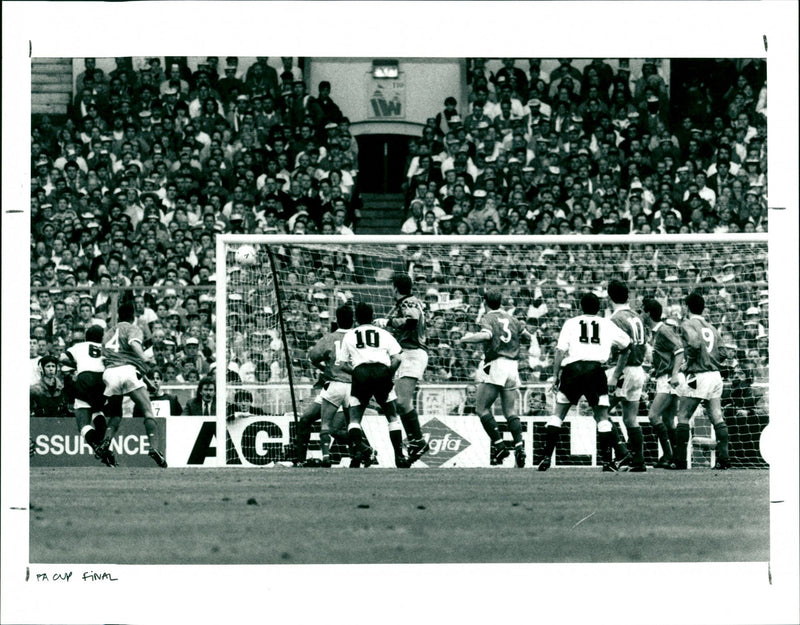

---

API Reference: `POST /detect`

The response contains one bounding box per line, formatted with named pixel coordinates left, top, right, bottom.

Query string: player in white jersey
left=337, top=302, right=410, bottom=467
left=295, top=305, right=375, bottom=468
left=61, top=324, right=122, bottom=466
left=538, top=292, right=632, bottom=472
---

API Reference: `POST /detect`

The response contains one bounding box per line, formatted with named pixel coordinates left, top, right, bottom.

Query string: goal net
left=215, top=234, right=768, bottom=469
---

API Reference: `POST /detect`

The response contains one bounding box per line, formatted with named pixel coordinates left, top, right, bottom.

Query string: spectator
left=184, top=376, right=216, bottom=416
left=134, top=368, right=183, bottom=417
left=30, top=355, right=71, bottom=418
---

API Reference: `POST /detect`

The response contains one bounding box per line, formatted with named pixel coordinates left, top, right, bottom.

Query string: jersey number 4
left=579, top=320, right=600, bottom=344
left=355, top=329, right=380, bottom=348
left=105, top=329, right=120, bottom=352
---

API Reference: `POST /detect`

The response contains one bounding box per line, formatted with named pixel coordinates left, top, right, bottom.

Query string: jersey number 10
left=355, top=329, right=380, bottom=348
left=579, top=320, right=600, bottom=344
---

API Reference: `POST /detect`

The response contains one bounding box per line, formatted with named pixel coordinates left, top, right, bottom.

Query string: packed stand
left=30, top=56, right=362, bottom=409
left=400, top=58, right=767, bottom=237
left=29, top=57, right=767, bottom=425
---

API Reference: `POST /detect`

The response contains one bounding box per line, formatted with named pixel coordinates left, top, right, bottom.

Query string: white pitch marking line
left=572, top=511, right=597, bottom=528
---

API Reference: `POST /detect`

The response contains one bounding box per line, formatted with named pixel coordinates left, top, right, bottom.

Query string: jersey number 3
left=498, top=318, right=512, bottom=343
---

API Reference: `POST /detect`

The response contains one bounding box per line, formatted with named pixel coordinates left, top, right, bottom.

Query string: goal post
left=216, top=233, right=768, bottom=468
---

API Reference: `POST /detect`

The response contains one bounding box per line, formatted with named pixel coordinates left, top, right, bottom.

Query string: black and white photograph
left=2, top=3, right=798, bottom=625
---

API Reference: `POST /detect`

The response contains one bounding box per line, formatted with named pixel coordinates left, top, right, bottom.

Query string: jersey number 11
left=579, top=320, right=600, bottom=344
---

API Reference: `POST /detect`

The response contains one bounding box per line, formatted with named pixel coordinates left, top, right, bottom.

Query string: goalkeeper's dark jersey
left=388, top=295, right=426, bottom=351
left=480, top=309, right=522, bottom=362
left=610, top=307, right=647, bottom=367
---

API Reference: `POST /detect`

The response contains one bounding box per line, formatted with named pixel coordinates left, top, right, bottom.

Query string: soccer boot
left=94, top=440, right=117, bottom=467
left=653, top=456, right=673, bottom=469
left=148, top=449, right=168, bottom=468
left=514, top=445, right=527, bottom=468
left=349, top=454, right=362, bottom=469
left=364, top=448, right=378, bottom=468
left=492, top=442, right=510, bottom=465
left=628, top=463, right=647, bottom=472
left=320, top=456, right=332, bottom=468
left=537, top=457, right=551, bottom=472
left=602, top=461, right=619, bottom=472
left=665, top=461, right=688, bottom=470
left=407, top=438, right=431, bottom=465
left=713, top=458, right=730, bottom=470
left=615, top=452, right=634, bottom=471
left=394, top=454, right=411, bottom=468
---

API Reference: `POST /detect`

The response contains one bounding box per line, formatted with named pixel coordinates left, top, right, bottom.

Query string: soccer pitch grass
left=30, top=467, right=769, bottom=565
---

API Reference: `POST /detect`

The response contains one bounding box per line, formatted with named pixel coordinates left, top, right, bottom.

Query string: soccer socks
left=542, top=425, right=561, bottom=462
left=713, top=422, right=730, bottom=460
left=611, top=421, right=629, bottom=459
left=480, top=413, right=502, bottom=446
left=143, top=417, right=162, bottom=454
left=399, top=408, right=423, bottom=441
left=674, top=423, right=691, bottom=466
left=319, top=430, right=331, bottom=461
left=347, top=423, right=365, bottom=452
left=653, top=422, right=673, bottom=461
left=507, top=416, right=523, bottom=446
left=388, top=421, right=405, bottom=458
left=627, top=426, right=644, bottom=464
left=597, top=420, right=615, bottom=464
left=295, top=420, right=312, bottom=462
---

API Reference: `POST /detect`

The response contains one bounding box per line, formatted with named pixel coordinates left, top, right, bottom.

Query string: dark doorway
left=356, top=134, right=411, bottom=194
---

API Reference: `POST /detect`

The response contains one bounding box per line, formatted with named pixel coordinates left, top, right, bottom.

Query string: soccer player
left=61, top=324, right=122, bottom=467
left=383, top=272, right=430, bottom=464
left=606, top=279, right=648, bottom=471
left=337, top=302, right=409, bottom=468
left=641, top=298, right=684, bottom=468
left=669, top=292, right=730, bottom=470
left=95, top=301, right=168, bottom=468
left=538, top=292, right=632, bottom=472
left=459, top=290, right=536, bottom=467
left=298, top=304, right=375, bottom=468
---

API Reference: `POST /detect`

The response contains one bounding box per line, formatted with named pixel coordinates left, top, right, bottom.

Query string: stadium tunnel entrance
left=352, top=122, right=422, bottom=194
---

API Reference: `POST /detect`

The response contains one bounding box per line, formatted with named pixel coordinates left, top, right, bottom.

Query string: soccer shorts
left=680, top=371, right=723, bottom=400
left=320, top=380, right=352, bottom=409
left=557, top=361, right=609, bottom=407
left=351, top=363, right=394, bottom=406
left=655, top=372, right=685, bottom=395
left=103, top=364, right=145, bottom=397
left=72, top=371, right=107, bottom=410
left=477, top=357, right=521, bottom=390
left=606, top=365, right=647, bottom=402
left=395, top=348, right=428, bottom=380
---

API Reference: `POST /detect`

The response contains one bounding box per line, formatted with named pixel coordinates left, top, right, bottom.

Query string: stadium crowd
left=29, top=57, right=767, bottom=427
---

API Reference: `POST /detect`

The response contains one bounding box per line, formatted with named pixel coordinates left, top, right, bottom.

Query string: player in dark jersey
left=60, top=324, right=122, bottom=467
left=670, top=292, right=730, bottom=470
left=459, top=290, right=536, bottom=467
left=294, top=305, right=375, bottom=467
left=382, top=272, right=430, bottom=464
left=606, top=279, right=647, bottom=471
left=642, top=298, right=684, bottom=468
left=96, top=301, right=167, bottom=468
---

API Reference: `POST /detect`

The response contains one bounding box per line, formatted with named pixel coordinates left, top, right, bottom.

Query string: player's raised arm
left=307, top=336, right=328, bottom=373
left=521, top=327, right=541, bottom=359
left=459, top=327, right=492, bottom=343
